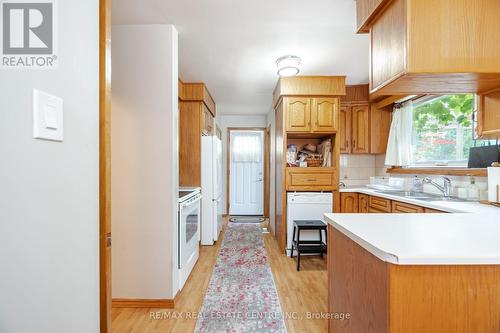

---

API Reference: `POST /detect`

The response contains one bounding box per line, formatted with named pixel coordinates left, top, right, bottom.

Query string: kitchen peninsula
left=325, top=201, right=500, bottom=332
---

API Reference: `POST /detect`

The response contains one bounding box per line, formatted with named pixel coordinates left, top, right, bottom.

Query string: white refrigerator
left=201, top=135, right=223, bottom=245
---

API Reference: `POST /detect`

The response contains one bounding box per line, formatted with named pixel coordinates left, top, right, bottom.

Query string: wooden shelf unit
left=274, top=76, right=345, bottom=253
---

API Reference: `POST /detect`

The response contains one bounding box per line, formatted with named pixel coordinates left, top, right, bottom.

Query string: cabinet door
left=286, top=97, right=311, bottom=132
left=477, top=89, right=500, bottom=139
left=340, top=193, right=359, bottom=213
left=370, top=0, right=406, bottom=91
left=339, top=105, right=351, bottom=153
left=359, top=194, right=368, bottom=213
left=351, top=105, right=370, bottom=154
left=311, top=98, right=338, bottom=132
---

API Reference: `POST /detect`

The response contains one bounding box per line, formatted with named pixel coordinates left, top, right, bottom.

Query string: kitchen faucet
left=423, top=177, right=452, bottom=197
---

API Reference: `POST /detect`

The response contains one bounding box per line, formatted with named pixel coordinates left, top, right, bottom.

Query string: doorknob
left=257, top=178, right=263, bottom=182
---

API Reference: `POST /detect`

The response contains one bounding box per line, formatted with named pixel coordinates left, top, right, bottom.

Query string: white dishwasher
left=286, top=192, right=333, bottom=256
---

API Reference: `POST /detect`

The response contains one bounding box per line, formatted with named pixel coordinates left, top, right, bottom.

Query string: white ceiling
left=112, top=0, right=369, bottom=115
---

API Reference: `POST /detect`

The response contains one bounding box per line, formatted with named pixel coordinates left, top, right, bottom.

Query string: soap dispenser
left=413, top=176, right=423, bottom=193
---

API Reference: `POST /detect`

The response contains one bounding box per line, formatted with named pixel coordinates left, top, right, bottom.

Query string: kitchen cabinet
left=424, top=207, right=445, bottom=214
left=312, top=98, right=338, bottom=132
left=339, top=105, right=351, bottom=153
left=340, top=193, right=359, bottom=213
left=286, top=97, right=338, bottom=133
left=340, top=192, right=448, bottom=214
left=351, top=105, right=370, bottom=154
left=477, top=88, right=500, bottom=139
left=286, top=97, right=311, bottom=132
left=391, top=201, right=424, bottom=214
left=179, top=81, right=216, bottom=187
left=369, top=195, right=391, bottom=213
left=357, top=0, right=500, bottom=98
left=273, top=76, right=346, bottom=253
left=359, top=194, right=368, bottom=213
left=286, top=168, right=337, bottom=191
left=340, top=85, right=391, bottom=154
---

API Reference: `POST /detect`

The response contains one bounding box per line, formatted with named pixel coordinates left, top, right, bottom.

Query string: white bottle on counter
left=467, top=176, right=480, bottom=201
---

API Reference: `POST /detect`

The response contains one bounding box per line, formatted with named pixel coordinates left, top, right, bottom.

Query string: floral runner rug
left=195, top=223, right=287, bottom=332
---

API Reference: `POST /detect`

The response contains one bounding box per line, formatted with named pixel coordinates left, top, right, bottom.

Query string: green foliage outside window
left=412, top=94, right=486, bottom=164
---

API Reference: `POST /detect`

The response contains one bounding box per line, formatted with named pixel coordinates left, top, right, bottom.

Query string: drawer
left=286, top=169, right=336, bottom=190
left=391, top=201, right=424, bottom=213
left=368, top=195, right=391, bottom=213
left=369, top=207, right=387, bottom=213
left=424, top=207, right=446, bottom=213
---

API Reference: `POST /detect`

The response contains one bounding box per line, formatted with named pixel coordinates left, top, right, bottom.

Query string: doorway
left=228, top=129, right=265, bottom=216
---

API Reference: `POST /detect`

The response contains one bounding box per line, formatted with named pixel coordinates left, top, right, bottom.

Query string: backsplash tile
left=340, top=154, right=376, bottom=185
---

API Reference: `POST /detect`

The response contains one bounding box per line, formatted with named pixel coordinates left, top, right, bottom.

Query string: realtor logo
left=1, top=0, right=57, bottom=69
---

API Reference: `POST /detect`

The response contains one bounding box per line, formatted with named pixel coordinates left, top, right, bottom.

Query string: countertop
left=325, top=187, right=500, bottom=265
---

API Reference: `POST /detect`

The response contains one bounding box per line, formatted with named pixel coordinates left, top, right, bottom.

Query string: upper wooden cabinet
left=180, top=82, right=216, bottom=117
left=312, top=98, right=338, bottom=132
left=339, top=105, right=351, bottom=153
left=357, top=0, right=500, bottom=98
left=340, top=85, right=391, bottom=154
left=285, top=97, right=339, bottom=133
left=477, top=88, right=500, bottom=139
left=286, top=98, right=311, bottom=132
left=179, top=81, right=216, bottom=187
left=351, top=105, right=370, bottom=154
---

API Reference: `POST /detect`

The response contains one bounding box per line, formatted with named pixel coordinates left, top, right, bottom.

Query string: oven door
left=178, top=195, right=201, bottom=269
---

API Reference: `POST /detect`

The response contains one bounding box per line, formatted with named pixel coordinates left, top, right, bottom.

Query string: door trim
left=99, top=0, right=111, bottom=331
left=226, top=127, right=267, bottom=216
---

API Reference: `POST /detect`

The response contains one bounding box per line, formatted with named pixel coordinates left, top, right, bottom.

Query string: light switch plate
left=33, top=89, right=63, bottom=141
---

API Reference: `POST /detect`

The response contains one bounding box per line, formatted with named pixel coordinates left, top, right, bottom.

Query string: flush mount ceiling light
left=276, top=55, right=301, bottom=77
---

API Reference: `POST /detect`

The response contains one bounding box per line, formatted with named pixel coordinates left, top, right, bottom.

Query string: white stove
left=178, top=187, right=201, bottom=290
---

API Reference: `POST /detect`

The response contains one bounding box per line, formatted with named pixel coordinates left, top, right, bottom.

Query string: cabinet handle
left=353, top=140, right=356, bottom=148
left=346, top=140, right=349, bottom=149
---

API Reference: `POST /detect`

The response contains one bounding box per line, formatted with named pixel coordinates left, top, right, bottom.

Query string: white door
left=229, top=130, right=264, bottom=215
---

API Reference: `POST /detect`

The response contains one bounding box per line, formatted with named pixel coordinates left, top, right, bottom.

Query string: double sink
left=374, top=190, right=467, bottom=203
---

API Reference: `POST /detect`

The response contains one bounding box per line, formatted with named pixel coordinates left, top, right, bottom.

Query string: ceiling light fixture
left=276, top=55, right=301, bottom=77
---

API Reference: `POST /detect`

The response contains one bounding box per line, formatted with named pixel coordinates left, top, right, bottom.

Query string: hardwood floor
left=112, top=221, right=328, bottom=332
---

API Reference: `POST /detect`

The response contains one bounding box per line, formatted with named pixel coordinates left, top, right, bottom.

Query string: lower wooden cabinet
left=369, top=207, right=387, bottom=213
left=339, top=192, right=448, bottom=215
left=369, top=196, right=392, bottom=213
left=424, top=207, right=446, bottom=213
left=359, top=194, right=368, bottom=213
left=392, top=201, right=424, bottom=213
left=340, top=193, right=359, bottom=213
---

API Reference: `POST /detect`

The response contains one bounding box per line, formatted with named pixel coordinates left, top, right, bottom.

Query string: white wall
left=111, top=25, right=179, bottom=299
left=217, top=114, right=268, bottom=215
left=0, top=1, right=100, bottom=332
